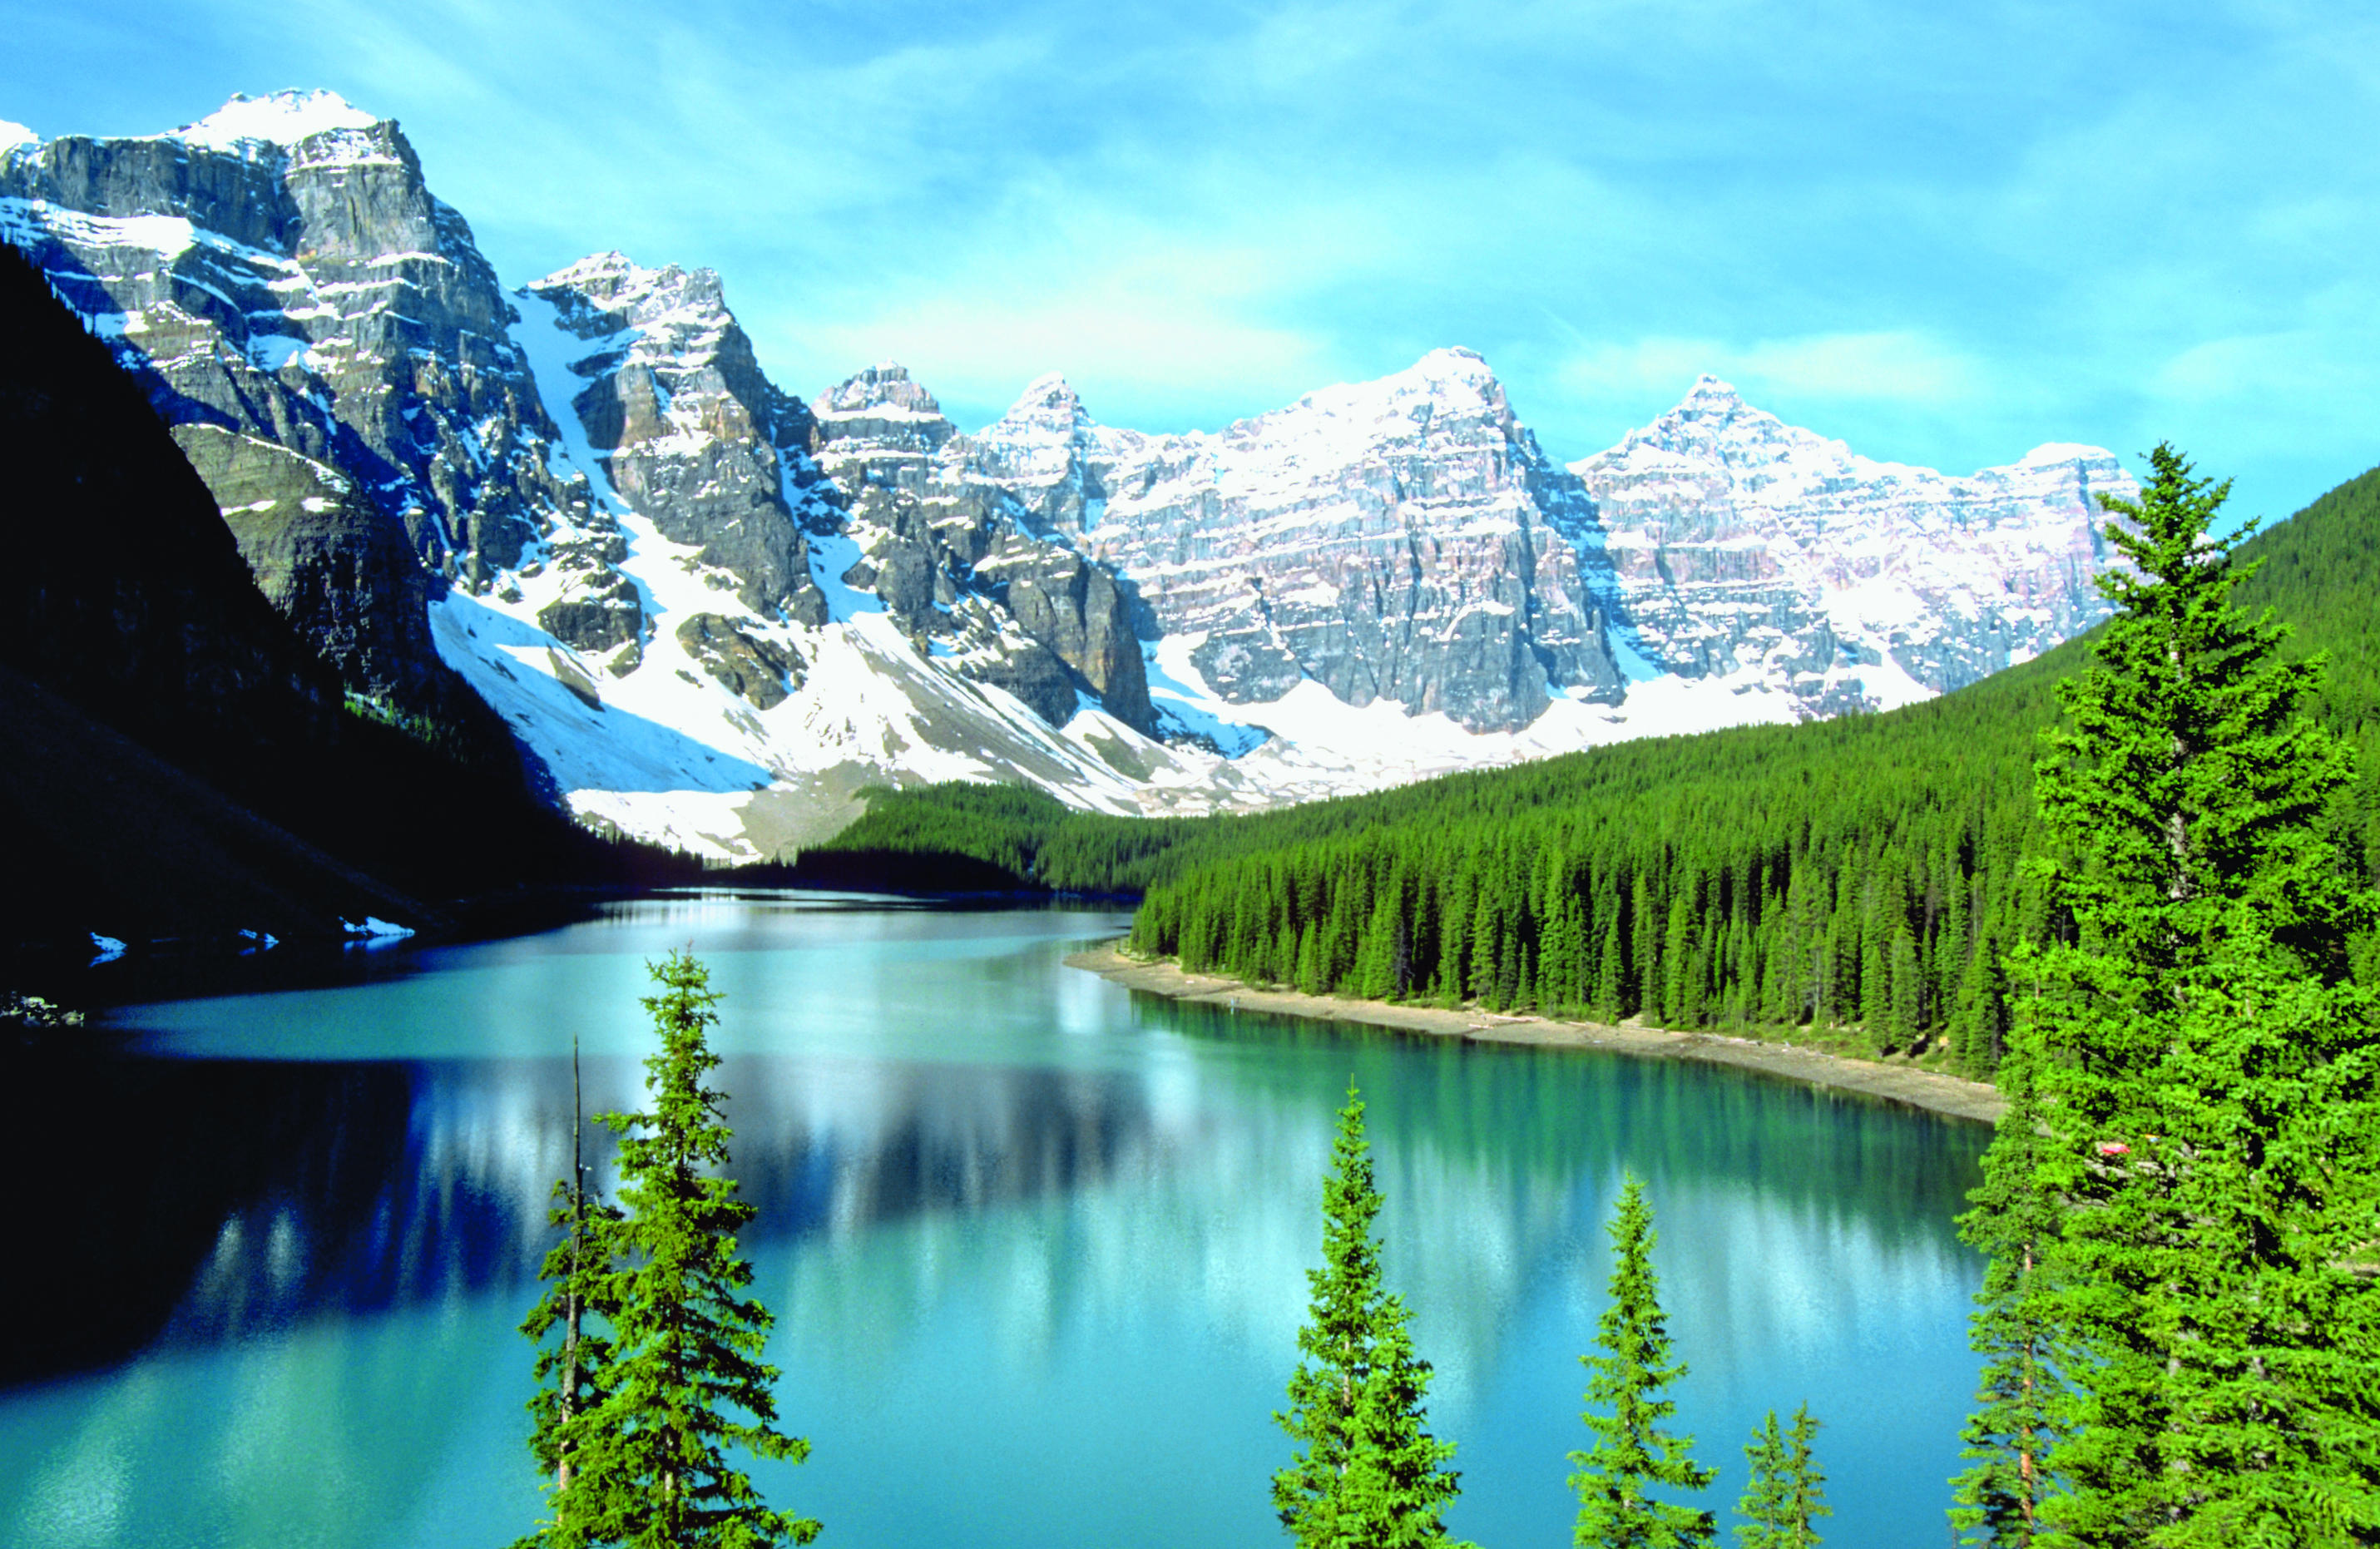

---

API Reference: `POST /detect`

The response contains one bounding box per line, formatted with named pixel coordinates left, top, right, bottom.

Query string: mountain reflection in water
left=2, top=895, right=1987, bottom=1549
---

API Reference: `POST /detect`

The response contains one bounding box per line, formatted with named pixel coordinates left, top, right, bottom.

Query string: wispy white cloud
left=3, top=0, right=2377, bottom=517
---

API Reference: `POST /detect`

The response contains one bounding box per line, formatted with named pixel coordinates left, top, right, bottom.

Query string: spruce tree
left=520, top=1036, right=627, bottom=1524
left=1778, top=1406, right=1827, bottom=1549
left=1734, top=1412, right=1790, bottom=1549
left=1274, top=1083, right=1469, bottom=1549
left=1974, top=444, right=2380, bottom=1546
left=1734, top=1404, right=1826, bottom=1549
left=1948, top=1051, right=2060, bottom=1548
left=1570, top=1176, right=1714, bottom=1549
left=545, top=951, right=817, bottom=1549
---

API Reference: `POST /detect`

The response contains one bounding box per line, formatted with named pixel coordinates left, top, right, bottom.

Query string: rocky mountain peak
left=1390, top=344, right=1502, bottom=401
left=1676, top=374, right=1747, bottom=413
left=1586, top=375, right=1827, bottom=482
left=2, top=92, right=564, bottom=682
left=527, top=254, right=736, bottom=353
left=817, top=362, right=943, bottom=420
left=999, top=373, right=1092, bottom=433
left=171, top=90, right=379, bottom=152
left=809, top=364, right=957, bottom=488
left=531, top=250, right=639, bottom=299
left=1570, top=383, right=2132, bottom=705
left=1413, top=344, right=1493, bottom=379
left=516, top=252, right=826, bottom=627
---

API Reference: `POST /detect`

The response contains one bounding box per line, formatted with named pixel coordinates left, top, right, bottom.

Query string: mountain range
left=0, top=91, right=2135, bottom=863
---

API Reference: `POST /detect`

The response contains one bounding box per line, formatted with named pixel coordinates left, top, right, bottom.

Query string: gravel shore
left=1065, top=940, right=2005, bottom=1126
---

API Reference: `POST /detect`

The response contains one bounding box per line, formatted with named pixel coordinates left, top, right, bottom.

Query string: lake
left=0, top=891, right=1989, bottom=1548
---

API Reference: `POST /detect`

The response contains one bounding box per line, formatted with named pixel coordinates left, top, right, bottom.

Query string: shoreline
left=1064, top=941, right=2006, bottom=1126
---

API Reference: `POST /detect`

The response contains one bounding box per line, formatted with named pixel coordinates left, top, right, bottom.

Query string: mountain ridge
left=2, top=90, right=2138, bottom=862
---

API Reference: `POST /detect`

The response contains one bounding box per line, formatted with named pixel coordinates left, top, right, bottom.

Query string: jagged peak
left=537, top=250, right=641, bottom=286
left=1383, top=346, right=1504, bottom=402
left=817, top=362, right=945, bottom=419
left=1285, top=346, right=1499, bottom=412
left=1305, top=346, right=1510, bottom=428
left=994, top=372, right=1093, bottom=431
left=0, top=120, right=37, bottom=156
left=527, top=254, right=735, bottom=329
left=1646, top=374, right=1780, bottom=438
left=1017, top=371, right=1080, bottom=407
left=172, top=91, right=379, bottom=152
left=1346, top=347, right=1498, bottom=401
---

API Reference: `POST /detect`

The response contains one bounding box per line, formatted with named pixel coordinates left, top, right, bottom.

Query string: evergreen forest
left=792, top=461, right=2380, bottom=1076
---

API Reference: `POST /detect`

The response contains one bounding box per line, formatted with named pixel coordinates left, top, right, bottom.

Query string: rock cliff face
left=803, top=363, right=1157, bottom=732
left=0, top=91, right=576, bottom=712
left=521, top=254, right=829, bottom=629
left=0, top=239, right=341, bottom=778
left=1566, top=377, right=2130, bottom=711
left=957, top=350, right=1628, bottom=733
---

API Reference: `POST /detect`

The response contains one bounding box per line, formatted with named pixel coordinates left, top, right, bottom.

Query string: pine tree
left=1977, top=444, right=2380, bottom=1546
left=547, top=952, right=818, bottom=1549
left=1734, top=1412, right=1790, bottom=1549
left=1949, top=1052, right=2060, bottom=1548
left=1778, top=1406, right=1828, bottom=1549
left=1734, top=1404, right=1825, bottom=1549
left=520, top=1036, right=627, bottom=1530
left=1570, top=1176, right=1714, bottom=1549
left=1274, top=1083, right=1469, bottom=1549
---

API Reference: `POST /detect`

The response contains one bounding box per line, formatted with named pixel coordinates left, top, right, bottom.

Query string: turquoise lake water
left=0, top=892, right=1989, bottom=1547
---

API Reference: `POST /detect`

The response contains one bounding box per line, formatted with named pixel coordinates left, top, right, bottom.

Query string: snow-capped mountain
left=1571, top=375, right=2125, bottom=714
left=0, top=90, right=575, bottom=730
left=2, top=92, right=2136, bottom=861
left=956, top=349, right=1626, bottom=734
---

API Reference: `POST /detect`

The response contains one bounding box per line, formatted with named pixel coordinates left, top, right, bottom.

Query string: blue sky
left=4, top=0, right=2375, bottom=524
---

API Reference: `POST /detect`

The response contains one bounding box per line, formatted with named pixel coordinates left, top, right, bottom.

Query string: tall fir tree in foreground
left=1274, top=1083, right=1470, bottom=1549
left=1570, top=1176, right=1714, bottom=1549
left=521, top=1037, right=626, bottom=1510
left=1962, top=444, right=2380, bottom=1546
left=1735, top=1405, right=1828, bottom=1549
left=520, top=952, right=818, bottom=1549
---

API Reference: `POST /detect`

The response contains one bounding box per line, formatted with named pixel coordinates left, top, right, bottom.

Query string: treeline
left=809, top=462, right=2380, bottom=1073
left=1130, top=468, right=2380, bottom=1071
left=1130, top=716, right=2051, bottom=1066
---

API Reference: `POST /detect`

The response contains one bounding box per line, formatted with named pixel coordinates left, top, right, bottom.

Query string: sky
left=3, top=0, right=2375, bottom=526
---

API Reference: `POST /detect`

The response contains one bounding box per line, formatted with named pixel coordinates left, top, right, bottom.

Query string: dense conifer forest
left=795, top=464, right=2380, bottom=1074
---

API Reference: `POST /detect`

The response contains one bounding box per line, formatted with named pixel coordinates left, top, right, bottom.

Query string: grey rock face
left=522, top=254, right=829, bottom=626
left=809, top=364, right=955, bottom=492
left=2, top=92, right=581, bottom=705
left=957, top=352, right=1627, bottom=733
left=172, top=423, right=443, bottom=709
left=1565, top=377, right=2131, bottom=709
left=538, top=575, right=644, bottom=656
left=675, top=612, right=804, bottom=709
left=806, top=364, right=1159, bottom=733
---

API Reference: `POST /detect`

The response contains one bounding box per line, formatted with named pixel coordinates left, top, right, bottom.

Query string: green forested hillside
left=0, top=241, right=696, bottom=948
left=794, top=466, right=2380, bottom=1073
